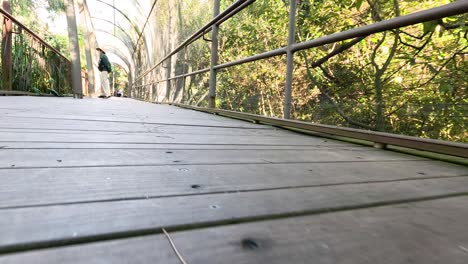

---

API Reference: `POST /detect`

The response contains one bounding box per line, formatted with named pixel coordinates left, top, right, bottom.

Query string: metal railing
left=1, top=8, right=72, bottom=95
left=173, top=103, right=468, bottom=159
left=132, top=0, right=468, bottom=157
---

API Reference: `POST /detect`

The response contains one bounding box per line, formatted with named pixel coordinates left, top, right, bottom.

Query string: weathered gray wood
left=1, top=96, right=467, bottom=262
left=164, top=196, right=468, bottom=264
left=0, top=126, right=285, bottom=137
left=0, top=126, right=348, bottom=142
left=0, top=236, right=180, bottom=264
left=0, top=131, right=340, bottom=145
left=0, top=114, right=265, bottom=128
left=0, top=142, right=356, bottom=149
left=0, top=97, right=263, bottom=128
left=1, top=196, right=468, bottom=263
left=0, top=148, right=423, bottom=168
left=1, top=161, right=466, bottom=208
left=1, top=177, right=468, bottom=252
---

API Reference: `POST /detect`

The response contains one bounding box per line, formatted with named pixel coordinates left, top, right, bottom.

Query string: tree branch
left=370, top=31, right=387, bottom=71
left=383, top=31, right=434, bottom=83
left=300, top=52, right=373, bottom=130
left=437, top=19, right=468, bottom=30
left=311, top=36, right=367, bottom=68
left=418, top=46, right=468, bottom=87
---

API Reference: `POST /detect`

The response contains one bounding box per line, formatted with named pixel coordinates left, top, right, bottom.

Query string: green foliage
left=132, top=0, right=468, bottom=142
left=45, top=34, right=69, bottom=53
left=217, top=0, right=466, bottom=142
left=47, top=0, right=65, bottom=12
left=111, top=65, right=129, bottom=96
left=10, top=0, right=34, bottom=17
left=4, top=0, right=72, bottom=94
left=11, top=30, right=72, bottom=94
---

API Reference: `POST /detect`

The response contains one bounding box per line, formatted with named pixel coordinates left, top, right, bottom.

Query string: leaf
left=423, top=21, right=438, bottom=35
left=439, top=83, right=453, bottom=94
left=355, top=0, right=363, bottom=9
left=427, top=64, right=438, bottom=74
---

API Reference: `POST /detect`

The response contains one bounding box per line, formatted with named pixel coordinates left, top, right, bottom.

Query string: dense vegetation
left=1, top=0, right=85, bottom=94
left=134, top=0, right=466, bottom=142
left=3, top=0, right=466, bottom=141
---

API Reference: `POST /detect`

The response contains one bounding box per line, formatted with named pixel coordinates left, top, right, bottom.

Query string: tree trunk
left=2, top=0, right=12, bottom=91
left=64, top=0, right=83, bottom=98
left=375, top=72, right=384, bottom=131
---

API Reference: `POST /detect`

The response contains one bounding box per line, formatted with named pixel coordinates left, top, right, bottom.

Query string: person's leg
left=101, top=71, right=110, bottom=97
left=99, top=71, right=106, bottom=97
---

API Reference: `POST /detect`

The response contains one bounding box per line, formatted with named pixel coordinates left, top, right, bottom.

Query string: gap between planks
left=1, top=192, right=467, bottom=255
left=1, top=174, right=467, bottom=210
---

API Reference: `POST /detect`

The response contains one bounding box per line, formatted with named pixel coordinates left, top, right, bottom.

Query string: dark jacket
left=98, top=53, right=112, bottom=72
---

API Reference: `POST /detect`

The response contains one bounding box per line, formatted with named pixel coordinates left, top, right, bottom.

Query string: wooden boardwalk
left=0, top=96, right=467, bottom=263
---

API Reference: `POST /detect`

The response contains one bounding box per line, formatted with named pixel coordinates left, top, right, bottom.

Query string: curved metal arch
left=94, top=29, right=136, bottom=51
left=95, top=38, right=135, bottom=75
left=106, top=53, right=130, bottom=73
left=91, top=0, right=153, bottom=71
left=91, top=17, right=136, bottom=46
left=96, top=35, right=135, bottom=67
left=132, top=0, right=158, bottom=54
left=94, top=0, right=143, bottom=40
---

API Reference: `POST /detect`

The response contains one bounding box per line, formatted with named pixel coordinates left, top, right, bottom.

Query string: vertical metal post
left=77, top=0, right=95, bottom=96
left=283, top=0, right=297, bottom=119
left=81, top=0, right=101, bottom=97
left=112, top=0, right=116, bottom=96
left=165, top=57, right=171, bottom=102
left=64, top=0, right=83, bottom=98
left=1, top=0, right=12, bottom=91
left=209, top=0, right=220, bottom=108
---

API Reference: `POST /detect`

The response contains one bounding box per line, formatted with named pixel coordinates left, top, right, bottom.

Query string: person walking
left=97, top=48, right=112, bottom=98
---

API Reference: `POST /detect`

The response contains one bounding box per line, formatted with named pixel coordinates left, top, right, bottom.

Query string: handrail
left=132, top=68, right=210, bottom=89
left=133, top=0, right=256, bottom=82
left=173, top=103, right=468, bottom=159
left=133, top=1, right=468, bottom=87
left=0, top=8, right=70, bottom=62
left=132, top=1, right=468, bottom=146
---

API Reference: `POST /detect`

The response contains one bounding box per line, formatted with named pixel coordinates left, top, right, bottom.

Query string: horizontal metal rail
left=173, top=103, right=468, bottom=159
left=132, top=0, right=158, bottom=54
left=0, top=90, right=73, bottom=97
left=0, top=8, right=70, bottom=62
left=213, top=1, right=468, bottom=71
left=133, top=68, right=210, bottom=89
left=293, top=0, right=468, bottom=52
left=134, top=0, right=256, bottom=82
left=185, top=0, right=256, bottom=47
left=135, top=1, right=468, bottom=86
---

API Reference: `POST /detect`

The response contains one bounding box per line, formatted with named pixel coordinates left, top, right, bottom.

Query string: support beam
left=1, top=0, right=12, bottom=91
left=77, top=0, right=96, bottom=96
left=209, top=0, right=220, bottom=108
left=65, top=0, right=83, bottom=98
left=283, top=0, right=297, bottom=119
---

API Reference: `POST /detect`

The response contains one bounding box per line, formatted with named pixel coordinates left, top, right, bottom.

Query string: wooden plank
left=0, top=105, right=264, bottom=129
left=0, top=126, right=336, bottom=139
left=168, top=196, right=468, bottom=264
left=1, top=161, right=466, bottom=208
left=0, top=97, right=269, bottom=129
left=1, top=96, right=466, bottom=263
left=0, top=147, right=424, bottom=168
left=0, top=126, right=283, bottom=136
left=0, top=131, right=339, bottom=145
left=0, top=236, right=180, bottom=264
left=0, top=142, right=357, bottom=149
left=0, top=113, right=264, bottom=128
left=1, top=195, right=468, bottom=263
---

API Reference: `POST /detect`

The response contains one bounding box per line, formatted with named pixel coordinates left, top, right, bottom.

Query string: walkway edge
left=172, top=103, right=468, bottom=159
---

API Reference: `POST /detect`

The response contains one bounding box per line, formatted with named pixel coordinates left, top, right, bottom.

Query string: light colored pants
left=100, top=71, right=110, bottom=96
